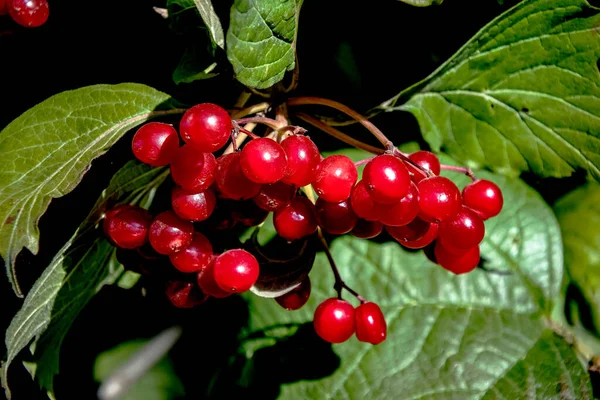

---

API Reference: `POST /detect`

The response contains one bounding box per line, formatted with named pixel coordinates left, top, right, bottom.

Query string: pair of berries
left=0, top=0, right=49, bottom=28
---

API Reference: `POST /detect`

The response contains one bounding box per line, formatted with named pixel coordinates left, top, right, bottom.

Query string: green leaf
left=173, top=47, right=219, bottom=85
left=0, top=83, right=184, bottom=296
left=2, top=161, right=169, bottom=398
left=226, top=0, right=302, bottom=89
left=399, top=0, right=443, bottom=6
left=94, top=340, right=184, bottom=400
left=167, top=0, right=225, bottom=49
left=379, top=0, right=600, bottom=180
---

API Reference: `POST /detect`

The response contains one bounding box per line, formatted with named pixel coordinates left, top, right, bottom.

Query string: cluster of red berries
left=0, top=0, right=49, bottom=28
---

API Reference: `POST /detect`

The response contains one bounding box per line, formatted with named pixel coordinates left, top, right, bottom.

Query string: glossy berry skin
left=350, top=181, right=380, bottom=221
left=355, top=302, right=387, bottom=345
left=462, top=179, right=503, bottom=220
left=171, top=187, right=216, bottom=222
left=351, top=219, right=383, bottom=239
left=213, top=249, right=260, bottom=293
left=170, top=146, right=216, bottom=193
left=131, top=122, right=179, bottom=167
left=395, top=222, right=439, bottom=250
left=363, top=155, right=410, bottom=204
left=103, top=205, right=152, bottom=249
left=312, top=155, right=358, bottom=203
left=179, top=103, right=232, bottom=152
left=149, top=211, right=194, bottom=255
left=273, top=197, right=318, bottom=241
left=315, top=198, right=358, bottom=235
left=438, top=206, right=485, bottom=252
left=386, top=217, right=434, bottom=244
left=377, top=182, right=420, bottom=227
left=240, top=138, right=288, bottom=184
left=252, top=181, right=295, bottom=212
left=165, top=281, right=208, bottom=308
left=281, top=135, right=321, bottom=186
left=417, top=176, right=462, bottom=222
left=434, top=241, right=480, bottom=275
left=407, top=151, right=441, bottom=183
left=313, top=298, right=356, bottom=344
left=215, top=153, right=261, bottom=200
left=275, top=278, right=311, bottom=311
left=8, top=0, right=49, bottom=27
left=169, top=232, right=213, bottom=273
left=197, top=259, right=231, bottom=298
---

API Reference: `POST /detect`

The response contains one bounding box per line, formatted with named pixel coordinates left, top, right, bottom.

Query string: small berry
left=8, top=0, right=49, bottom=28
left=462, top=179, right=503, bottom=220
left=363, top=155, right=410, bottom=204
left=197, top=258, right=231, bottom=298
left=170, top=146, right=217, bottom=193
left=169, top=232, right=213, bottom=273
left=386, top=217, right=433, bottom=244
left=0, top=0, right=8, bottom=15
left=131, top=122, right=179, bottom=167
left=103, top=205, right=152, bottom=249
left=240, top=138, right=288, bottom=184
left=350, top=180, right=380, bottom=221
left=165, top=281, right=208, bottom=308
left=252, top=181, right=295, bottom=212
left=417, top=176, right=461, bottom=222
left=407, top=151, right=441, bottom=183
left=179, top=103, right=232, bottom=152
left=215, top=153, right=261, bottom=200
left=438, top=206, right=485, bottom=251
left=171, top=186, right=216, bottom=222
left=281, top=135, right=321, bottom=186
left=350, top=219, right=383, bottom=239
left=149, top=211, right=194, bottom=255
left=313, top=298, right=356, bottom=343
left=273, top=197, right=318, bottom=241
left=315, top=198, right=358, bottom=235
left=434, top=241, right=480, bottom=274
left=312, top=155, right=358, bottom=203
left=377, top=182, right=420, bottom=226
left=391, top=221, right=439, bottom=249
left=213, top=249, right=260, bottom=293
left=275, top=278, right=311, bottom=310
left=230, top=199, right=269, bottom=227
left=355, top=302, right=387, bottom=345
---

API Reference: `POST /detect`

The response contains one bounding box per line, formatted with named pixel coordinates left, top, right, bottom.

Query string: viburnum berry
left=313, top=298, right=356, bottom=343
left=229, top=199, right=269, bottom=227
left=213, top=249, right=260, bottom=293
left=103, top=205, right=152, bottom=249
left=0, top=0, right=8, bottom=15
left=417, top=176, right=461, bottom=222
left=148, top=211, right=194, bottom=255
left=8, top=0, right=49, bottom=28
left=281, top=135, right=321, bottom=186
left=363, top=154, right=410, bottom=204
left=355, top=302, right=387, bottom=345
left=462, top=179, right=503, bottom=220
left=197, top=258, right=231, bottom=298
left=131, top=122, right=180, bottom=167
left=170, top=145, right=217, bottom=193
left=350, top=219, right=383, bottom=239
left=179, top=103, right=232, bottom=152
left=438, top=206, right=485, bottom=252
left=407, top=151, right=441, bottom=183
left=215, top=152, right=261, bottom=200
left=171, top=186, right=216, bottom=222
left=240, top=138, right=288, bottom=184
left=252, top=181, right=295, bottom=212
left=169, top=232, right=213, bottom=273
left=315, top=198, right=358, bottom=235
left=388, top=220, right=439, bottom=249
left=312, top=155, right=358, bottom=203
left=377, top=182, right=420, bottom=227
left=434, top=241, right=480, bottom=274
left=273, top=196, right=318, bottom=241
left=275, top=278, right=311, bottom=310
left=350, top=180, right=380, bottom=221
left=165, top=281, right=208, bottom=308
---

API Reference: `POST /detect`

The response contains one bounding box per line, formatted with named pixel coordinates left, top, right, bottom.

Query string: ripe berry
left=213, top=249, right=260, bottom=293
left=313, top=298, right=356, bottom=343
left=312, top=155, right=358, bottom=203
left=171, top=187, right=216, bottom=222
left=315, top=198, right=358, bottom=235
left=252, top=181, right=295, bottom=211
left=351, top=219, right=383, bottom=239
left=103, top=205, right=152, bottom=249
left=377, top=182, right=420, bottom=227
left=273, top=197, right=318, bottom=241
left=434, top=241, right=480, bottom=274
left=386, top=217, right=433, bottom=243
left=179, top=103, right=232, bottom=152
left=438, top=206, right=485, bottom=252
left=230, top=199, right=269, bottom=226
left=169, top=232, right=213, bottom=273
left=197, top=258, right=231, bottom=298
left=149, top=211, right=194, bottom=255
left=0, top=0, right=8, bottom=15
left=240, top=138, right=288, bottom=184
left=363, top=155, right=410, bottom=204
left=462, top=179, right=503, bottom=220
left=355, top=302, right=387, bottom=345
left=281, top=135, right=321, bottom=186
left=407, top=151, right=441, bottom=183
left=389, top=220, right=439, bottom=249
left=350, top=180, right=380, bottom=221
left=131, top=122, right=179, bottom=167
left=165, top=281, right=208, bottom=308
left=8, top=0, right=49, bottom=28
left=215, top=153, right=261, bottom=200
left=417, top=176, right=461, bottom=222
left=170, top=146, right=217, bottom=193
left=275, top=278, right=311, bottom=310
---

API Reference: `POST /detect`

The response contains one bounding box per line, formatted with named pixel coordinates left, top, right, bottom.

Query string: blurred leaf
left=167, top=0, right=224, bottom=49
left=173, top=47, right=219, bottom=85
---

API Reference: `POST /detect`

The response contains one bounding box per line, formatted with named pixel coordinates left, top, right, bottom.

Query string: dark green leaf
left=379, top=0, right=600, bottom=180
left=0, top=83, right=184, bottom=296
left=167, top=0, right=225, bottom=49
left=226, top=0, right=302, bottom=89
left=2, top=161, right=169, bottom=398
left=173, top=47, right=219, bottom=85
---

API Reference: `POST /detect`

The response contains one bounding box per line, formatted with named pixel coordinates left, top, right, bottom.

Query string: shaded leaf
left=173, top=47, right=219, bottom=85
left=167, top=0, right=224, bottom=49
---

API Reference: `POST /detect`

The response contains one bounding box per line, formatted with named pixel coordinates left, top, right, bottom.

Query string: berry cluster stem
left=440, top=165, right=477, bottom=181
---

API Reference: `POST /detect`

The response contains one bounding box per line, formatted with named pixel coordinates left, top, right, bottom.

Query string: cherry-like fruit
left=312, top=155, right=358, bottom=203
left=281, top=135, right=321, bottom=186
left=213, top=249, right=260, bottom=293
left=131, top=122, right=180, bottom=167
left=363, top=154, right=410, bottom=204
left=350, top=180, right=380, bottom=221
left=165, top=281, right=208, bottom=308
left=197, top=258, right=231, bottom=298
left=240, top=138, right=288, bottom=184
left=462, top=179, right=503, bottom=220
left=148, top=211, right=194, bottom=255
left=275, top=278, right=311, bottom=310
left=434, top=241, right=480, bottom=274
left=351, top=219, right=383, bottom=239
left=355, top=302, right=387, bottom=345
left=315, top=198, right=358, bottom=235
left=417, top=176, right=461, bottom=222
left=179, top=103, right=232, bottom=152
left=313, top=298, right=356, bottom=343
left=215, top=153, right=261, bottom=200
left=377, top=182, right=420, bottom=226
left=103, top=205, right=152, bottom=249
left=407, top=151, right=441, bottom=183
left=8, top=0, right=49, bottom=28
left=273, top=197, right=318, bottom=241
left=169, top=232, right=213, bottom=273
left=438, top=206, right=485, bottom=251
left=171, top=186, right=216, bottom=222
left=253, top=181, right=295, bottom=212
left=170, top=145, right=217, bottom=193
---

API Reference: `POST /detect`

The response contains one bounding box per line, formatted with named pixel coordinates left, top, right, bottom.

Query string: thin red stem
left=392, top=149, right=432, bottom=179
left=238, top=126, right=260, bottom=140
left=440, top=165, right=477, bottom=181
left=354, top=157, right=375, bottom=167
left=235, top=116, right=282, bottom=130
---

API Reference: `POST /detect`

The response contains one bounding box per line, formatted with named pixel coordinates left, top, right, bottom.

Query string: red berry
left=312, top=155, right=358, bottom=203
left=281, top=135, right=321, bottom=187
left=8, top=0, right=49, bottom=28
left=275, top=278, right=311, bottom=310
left=149, top=211, right=194, bottom=255
left=197, top=258, right=231, bottom=298
left=351, top=219, right=383, bottom=239
left=131, top=122, right=179, bottom=167
left=363, top=155, right=410, bottom=204
left=438, top=206, right=485, bottom=251
left=434, top=241, right=480, bottom=274
left=230, top=199, right=269, bottom=226
left=103, top=205, right=152, bottom=249
left=171, top=186, right=216, bottom=222
left=0, top=0, right=8, bottom=15
left=350, top=180, right=380, bottom=221
left=252, top=181, right=295, bottom=212
left=386, top=217, right=433, bottom=244
left=394, top=221, right=439, bottom=249
left=170, top=146, right=217, bottom=193
left=377, top=182, right=420, bottom=226
left=179, top=103, right=232, bottom=152
left=417, top=176, right=461, bottom=222
left=315, top=198, right=358, bottom=235
left=407, top=151, right=441, bottom=183
left=355, top=302, right=387, bottom=345
left=240, top=138, right=288, bottom=184
left=273, top=197, right=318, bottom=241
left=313, top=298, right=356, bottom=343
left=215, top=153, right=261, bottom=200
left=169, top=232, right=213, bottom=273
left=213, top=249, right=260, bottom=293
left=462, top=179, right=503, bottom=220
left=165, top=281, right=208, bottom=308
